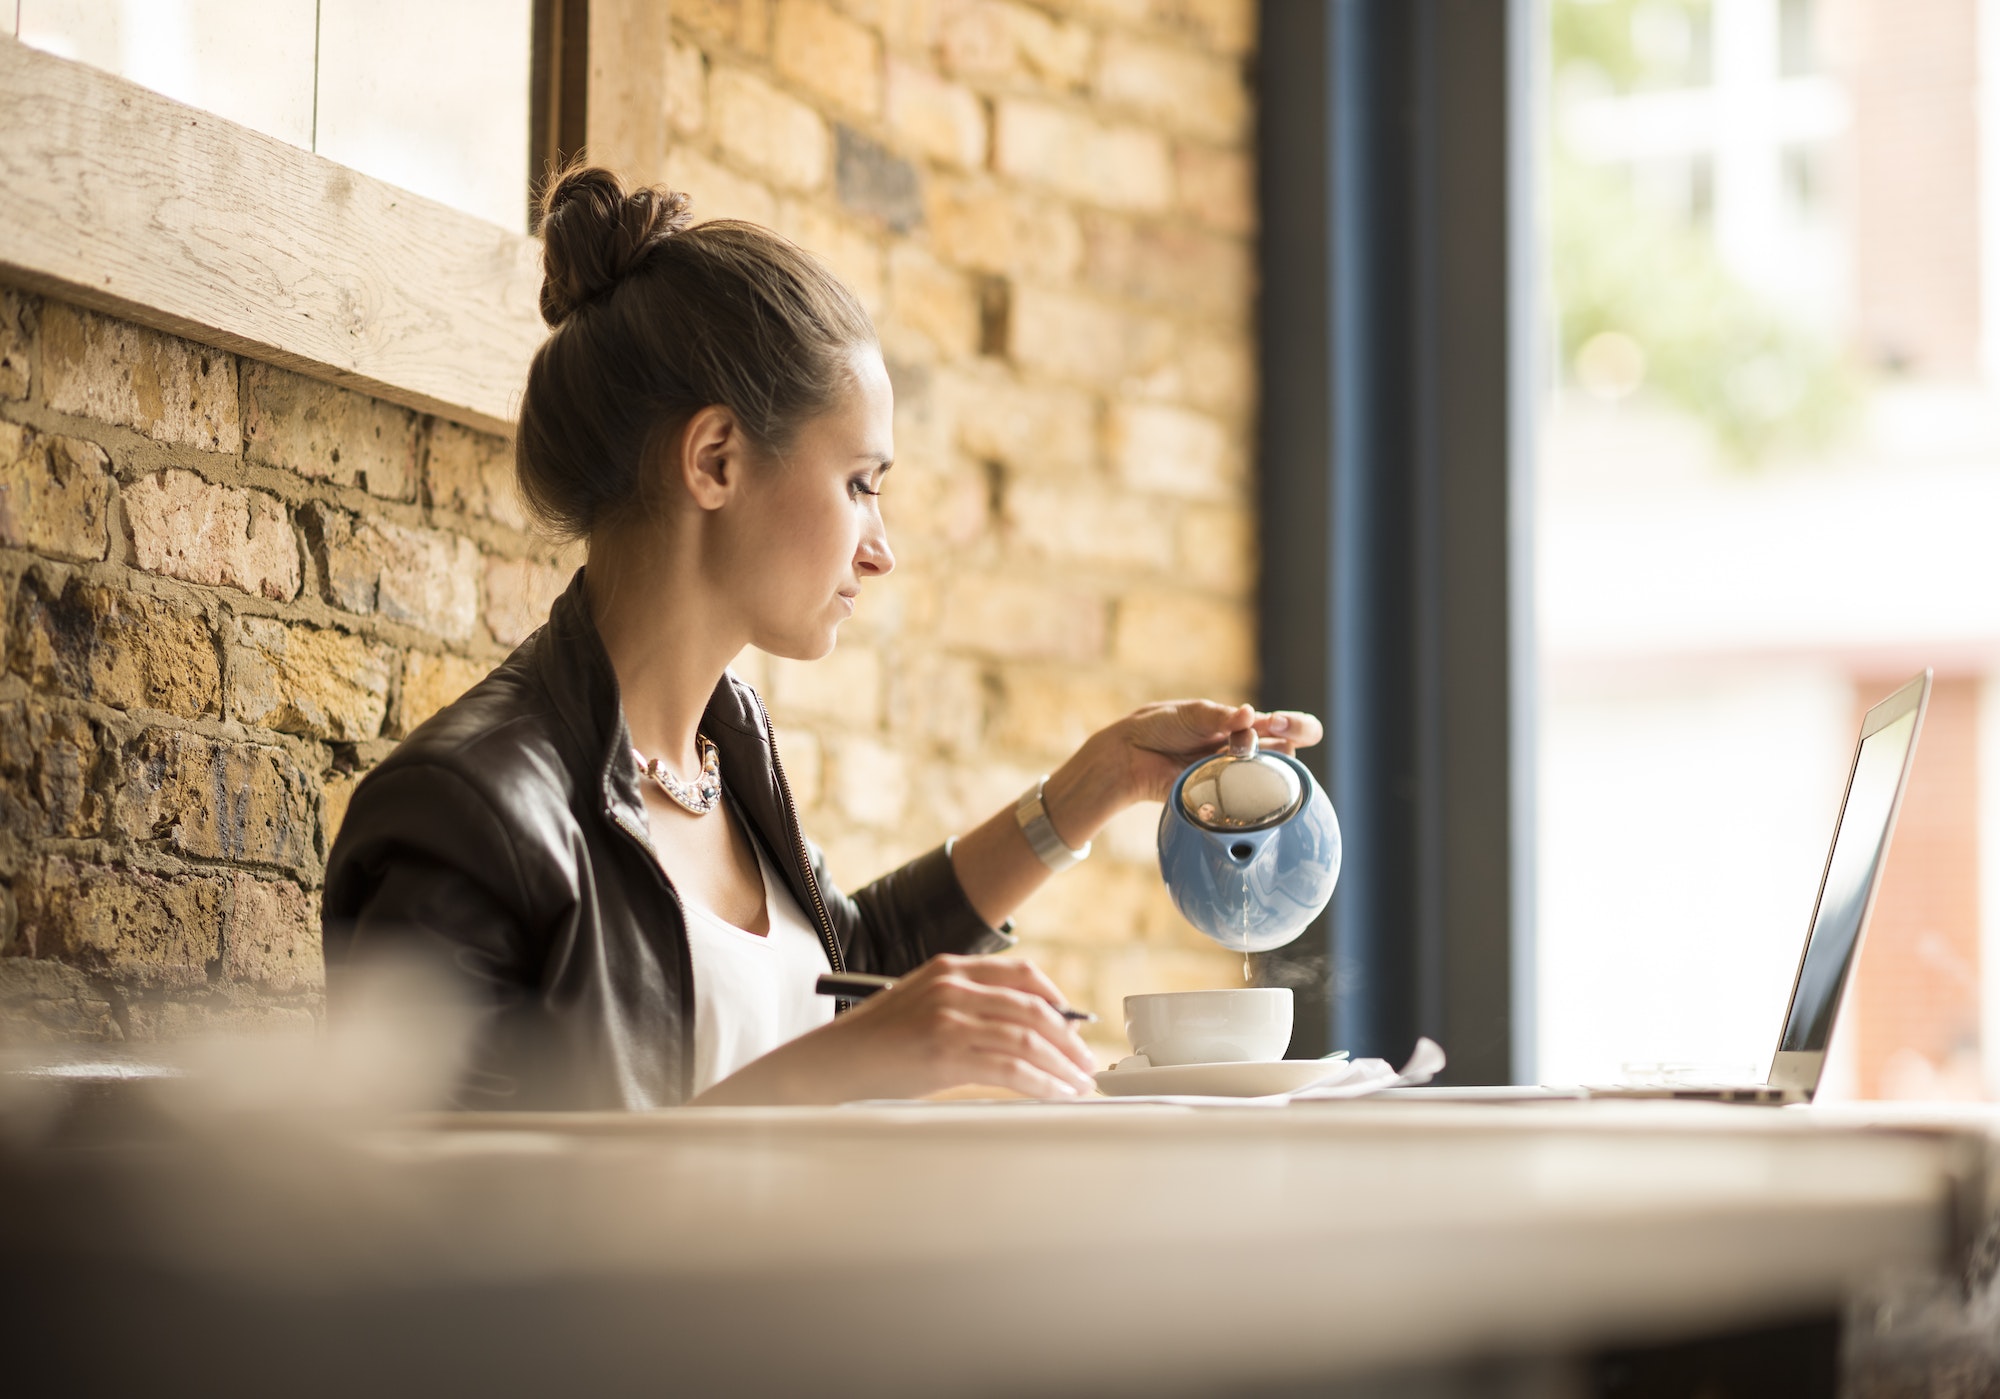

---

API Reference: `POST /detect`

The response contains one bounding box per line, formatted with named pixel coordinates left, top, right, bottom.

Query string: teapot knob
left=1227, top=727, right=1258, bottom=756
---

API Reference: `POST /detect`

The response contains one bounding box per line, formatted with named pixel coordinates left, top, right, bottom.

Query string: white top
left=681, top=839, right=835, bottom=1098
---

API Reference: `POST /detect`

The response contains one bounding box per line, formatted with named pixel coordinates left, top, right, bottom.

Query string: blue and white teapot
left=1156, top=729, right=1341, bottom=953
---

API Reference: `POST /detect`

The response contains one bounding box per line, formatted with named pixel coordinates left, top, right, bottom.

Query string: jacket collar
left=532, top=567, right=793, bottom=878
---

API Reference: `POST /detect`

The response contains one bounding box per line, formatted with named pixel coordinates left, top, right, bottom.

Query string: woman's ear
left=679, top=404, right=745, bottom=511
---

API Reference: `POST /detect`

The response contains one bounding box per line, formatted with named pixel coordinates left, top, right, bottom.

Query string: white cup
left=1123, top=988, right=1294, bottom=1067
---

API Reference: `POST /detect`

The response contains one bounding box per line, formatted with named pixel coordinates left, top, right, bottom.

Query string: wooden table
left=3, top=1092, right=1990, bottom=1395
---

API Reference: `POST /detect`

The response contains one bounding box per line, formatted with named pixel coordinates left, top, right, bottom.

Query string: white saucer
left=1093, top=1055, right=1350, bottom=1098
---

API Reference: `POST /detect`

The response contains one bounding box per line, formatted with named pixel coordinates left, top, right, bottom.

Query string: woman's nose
left=857, top=525, right=895, bottom=577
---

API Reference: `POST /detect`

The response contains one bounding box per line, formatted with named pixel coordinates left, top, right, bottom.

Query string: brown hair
left=515, top=164, right=877, bottom=540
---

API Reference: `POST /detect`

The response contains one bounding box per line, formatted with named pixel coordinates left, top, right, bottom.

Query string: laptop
left=1387, top=669, right=1932, bottom=1105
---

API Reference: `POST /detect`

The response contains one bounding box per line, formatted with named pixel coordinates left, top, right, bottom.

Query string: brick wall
left=665, top=0, right=1260, bottom=1041
left=1, top=0, right=1260, bottom=1051
left=0, top=288, right=573, bottom=1043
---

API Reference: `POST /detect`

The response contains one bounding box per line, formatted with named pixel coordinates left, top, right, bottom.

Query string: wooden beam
left=0, top=36, right=544, bottom=435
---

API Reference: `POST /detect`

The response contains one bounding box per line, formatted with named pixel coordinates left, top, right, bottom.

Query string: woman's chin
left=761, top=628, right=842, bottom=663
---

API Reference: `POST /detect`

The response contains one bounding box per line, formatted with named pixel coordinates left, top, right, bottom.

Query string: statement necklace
left=633, top=735, right=723, bottom=816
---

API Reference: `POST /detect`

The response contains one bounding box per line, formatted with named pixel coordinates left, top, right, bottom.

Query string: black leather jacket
left=322, top=569, right=1009, bottom=1110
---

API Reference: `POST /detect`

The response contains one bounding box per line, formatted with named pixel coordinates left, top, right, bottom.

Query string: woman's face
left=722, top=345, right=896, bottom=660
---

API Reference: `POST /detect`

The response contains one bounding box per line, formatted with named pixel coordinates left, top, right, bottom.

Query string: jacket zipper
left=604, top=800, right=699, bottom=1100
left=753, top=692, right=845, bottom=979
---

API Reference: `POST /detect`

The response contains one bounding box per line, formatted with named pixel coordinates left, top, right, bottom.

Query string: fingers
left=932, top=963, right=1104, bottom=1071
left=1143, top=701, right=1323, bottom=754
left=1252, top=709, right=1323, bottom=754
left=948, top=1048, right=1091, bottom=1100
left=949, top=1010, right=1096, bottom=1095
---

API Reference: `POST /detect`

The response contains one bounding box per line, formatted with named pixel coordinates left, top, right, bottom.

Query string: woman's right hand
left=690, top=954, right=1100, bottom=1105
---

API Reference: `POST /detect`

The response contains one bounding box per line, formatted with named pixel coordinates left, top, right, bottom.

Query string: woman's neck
left=586, top=521, right=745, bottom=775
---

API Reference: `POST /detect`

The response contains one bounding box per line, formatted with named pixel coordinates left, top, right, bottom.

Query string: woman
left=322, top=165, right=1321, bottom=1110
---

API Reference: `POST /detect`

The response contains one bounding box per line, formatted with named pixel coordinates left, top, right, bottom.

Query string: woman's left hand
left=949, top=699, right=1325, bottom=927
left=1109, top=700, right=1325, bottom=806
left=1039, top=701, right=1325, bottom=849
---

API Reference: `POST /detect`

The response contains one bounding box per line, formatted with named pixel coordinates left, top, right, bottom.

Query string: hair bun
left=536, top=163, right=694, bottom=326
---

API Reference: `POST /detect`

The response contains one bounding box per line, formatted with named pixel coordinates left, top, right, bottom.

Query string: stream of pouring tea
left=1241, top=871, right=1251, bottom=982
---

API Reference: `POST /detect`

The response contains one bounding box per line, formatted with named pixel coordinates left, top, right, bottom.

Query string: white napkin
left=1287, top=1036, right=1447, bottom=1100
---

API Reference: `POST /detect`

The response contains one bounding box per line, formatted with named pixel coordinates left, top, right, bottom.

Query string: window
left=14, top=0, right=534, bottom=231
left=1540, top=0, right=2000, bottom=1099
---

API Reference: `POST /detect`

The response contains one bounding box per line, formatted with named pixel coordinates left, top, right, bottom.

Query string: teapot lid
left=1176, top=731, right=1304, bottom=833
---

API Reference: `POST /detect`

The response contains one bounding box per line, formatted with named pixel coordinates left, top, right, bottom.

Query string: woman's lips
left=837, top=592, right=857, bottom=614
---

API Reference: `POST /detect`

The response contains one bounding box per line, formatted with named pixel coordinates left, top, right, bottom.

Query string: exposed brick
left=1082, top=212, right=1252, bottom=321
left=664, top=147, right=782, bottom=227
left=1174, top=142, right=1254, bottom=236
left=666, top=36, right=709, bottom=135
left=940, top=0, right=1093, bottom=90
left=1177, top=500, right=1254, bottom=594
left=225, top=874, right=323, bottom=992
left=0, top=287, right=32, bottom=400
left=304, top=504, right=481, bottom=641
left=712, top=67, right=831, bottom=190
left=776, top=202, right=888, bottom=313
left=926, top=180, right=1084, bottom=278
left=0, top=956, right=119, bottom=1042
left=767, top=642, right=885, bottom=725
left=1164, top=0, right=1256, bottom=55
left=40, top=304, right=240, bottom=453
left=680, top=0, right=772, bottom=52
left=834, top=0, right=940, bottom=47
left=0, top=421, right=111, bottom=562
left=773, top=723, right=823, bottom=807
left=887, top=244, right=981, bottom=357
left=1095, top=33, right=1249, bottom=143
left=228, top=615, right=393, bottom=741
left=394, top=650, right=490, bottom=737
left=321, top=766, right=362, bottom=850
left=883, top=456, right=991, bottom=556
left=1112, top=588, right=1252, bottom=687
left=17, top=857, right=226, bottom=990
left=830, top=733, right=910, bottom=827
left=1168, top=331, right=1253, bottom=418
left=835, top=125, right=925, bottom=231
left=993, top=100, right=1171, bottom=211
left=884, top=650, right=987, bottom=753
left=427, top=420, right=530, bottom=533
left=120, top=990, right=318, bottom=1041
left=948, top=371, right=1098, bottom=475
left=938, top=576, right=1105, bottom=661
left=886, top=59, right=987, bottom=168
left=1004, top=479, right=1175, bottom=570
left=484, top=554, right=570, bottom=647
left=1006, top=283, right=1175, bottom=385
left=114, top=728, right=317, bottom=875
left=988, top=665, right=1133, bottom=762
left=1018, top=862, right=1158, bottom=944
left=0, top=700, right=106, bottom=844
left=1105, top=400, right=1236, bottom=499
left=1042, top=0, right=1149, bottom=25
left=775, top=0, right=883, bottom=117
left=8, top=574, right=221, bottom=718
left=241, top=362, right=420, bottom=500
left=122, top=468, right=302, bottom=602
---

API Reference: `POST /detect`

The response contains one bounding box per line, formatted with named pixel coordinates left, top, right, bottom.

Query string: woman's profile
left=321, top=163, right=1320, bottom=1110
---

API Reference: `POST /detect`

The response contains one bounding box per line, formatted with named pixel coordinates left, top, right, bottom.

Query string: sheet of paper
left=837, top=1040, right=1449, bottom=1109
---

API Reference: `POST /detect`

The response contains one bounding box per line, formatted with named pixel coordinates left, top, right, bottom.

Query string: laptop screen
left=1777, top=708, right=1921, bottom=1053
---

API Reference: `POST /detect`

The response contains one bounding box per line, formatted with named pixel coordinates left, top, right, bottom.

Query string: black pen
left=815, top=971, right=1098, bottom=1023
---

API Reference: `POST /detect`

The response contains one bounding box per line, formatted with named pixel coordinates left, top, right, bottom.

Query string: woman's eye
left=849, top=478, right=881, bottom=498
